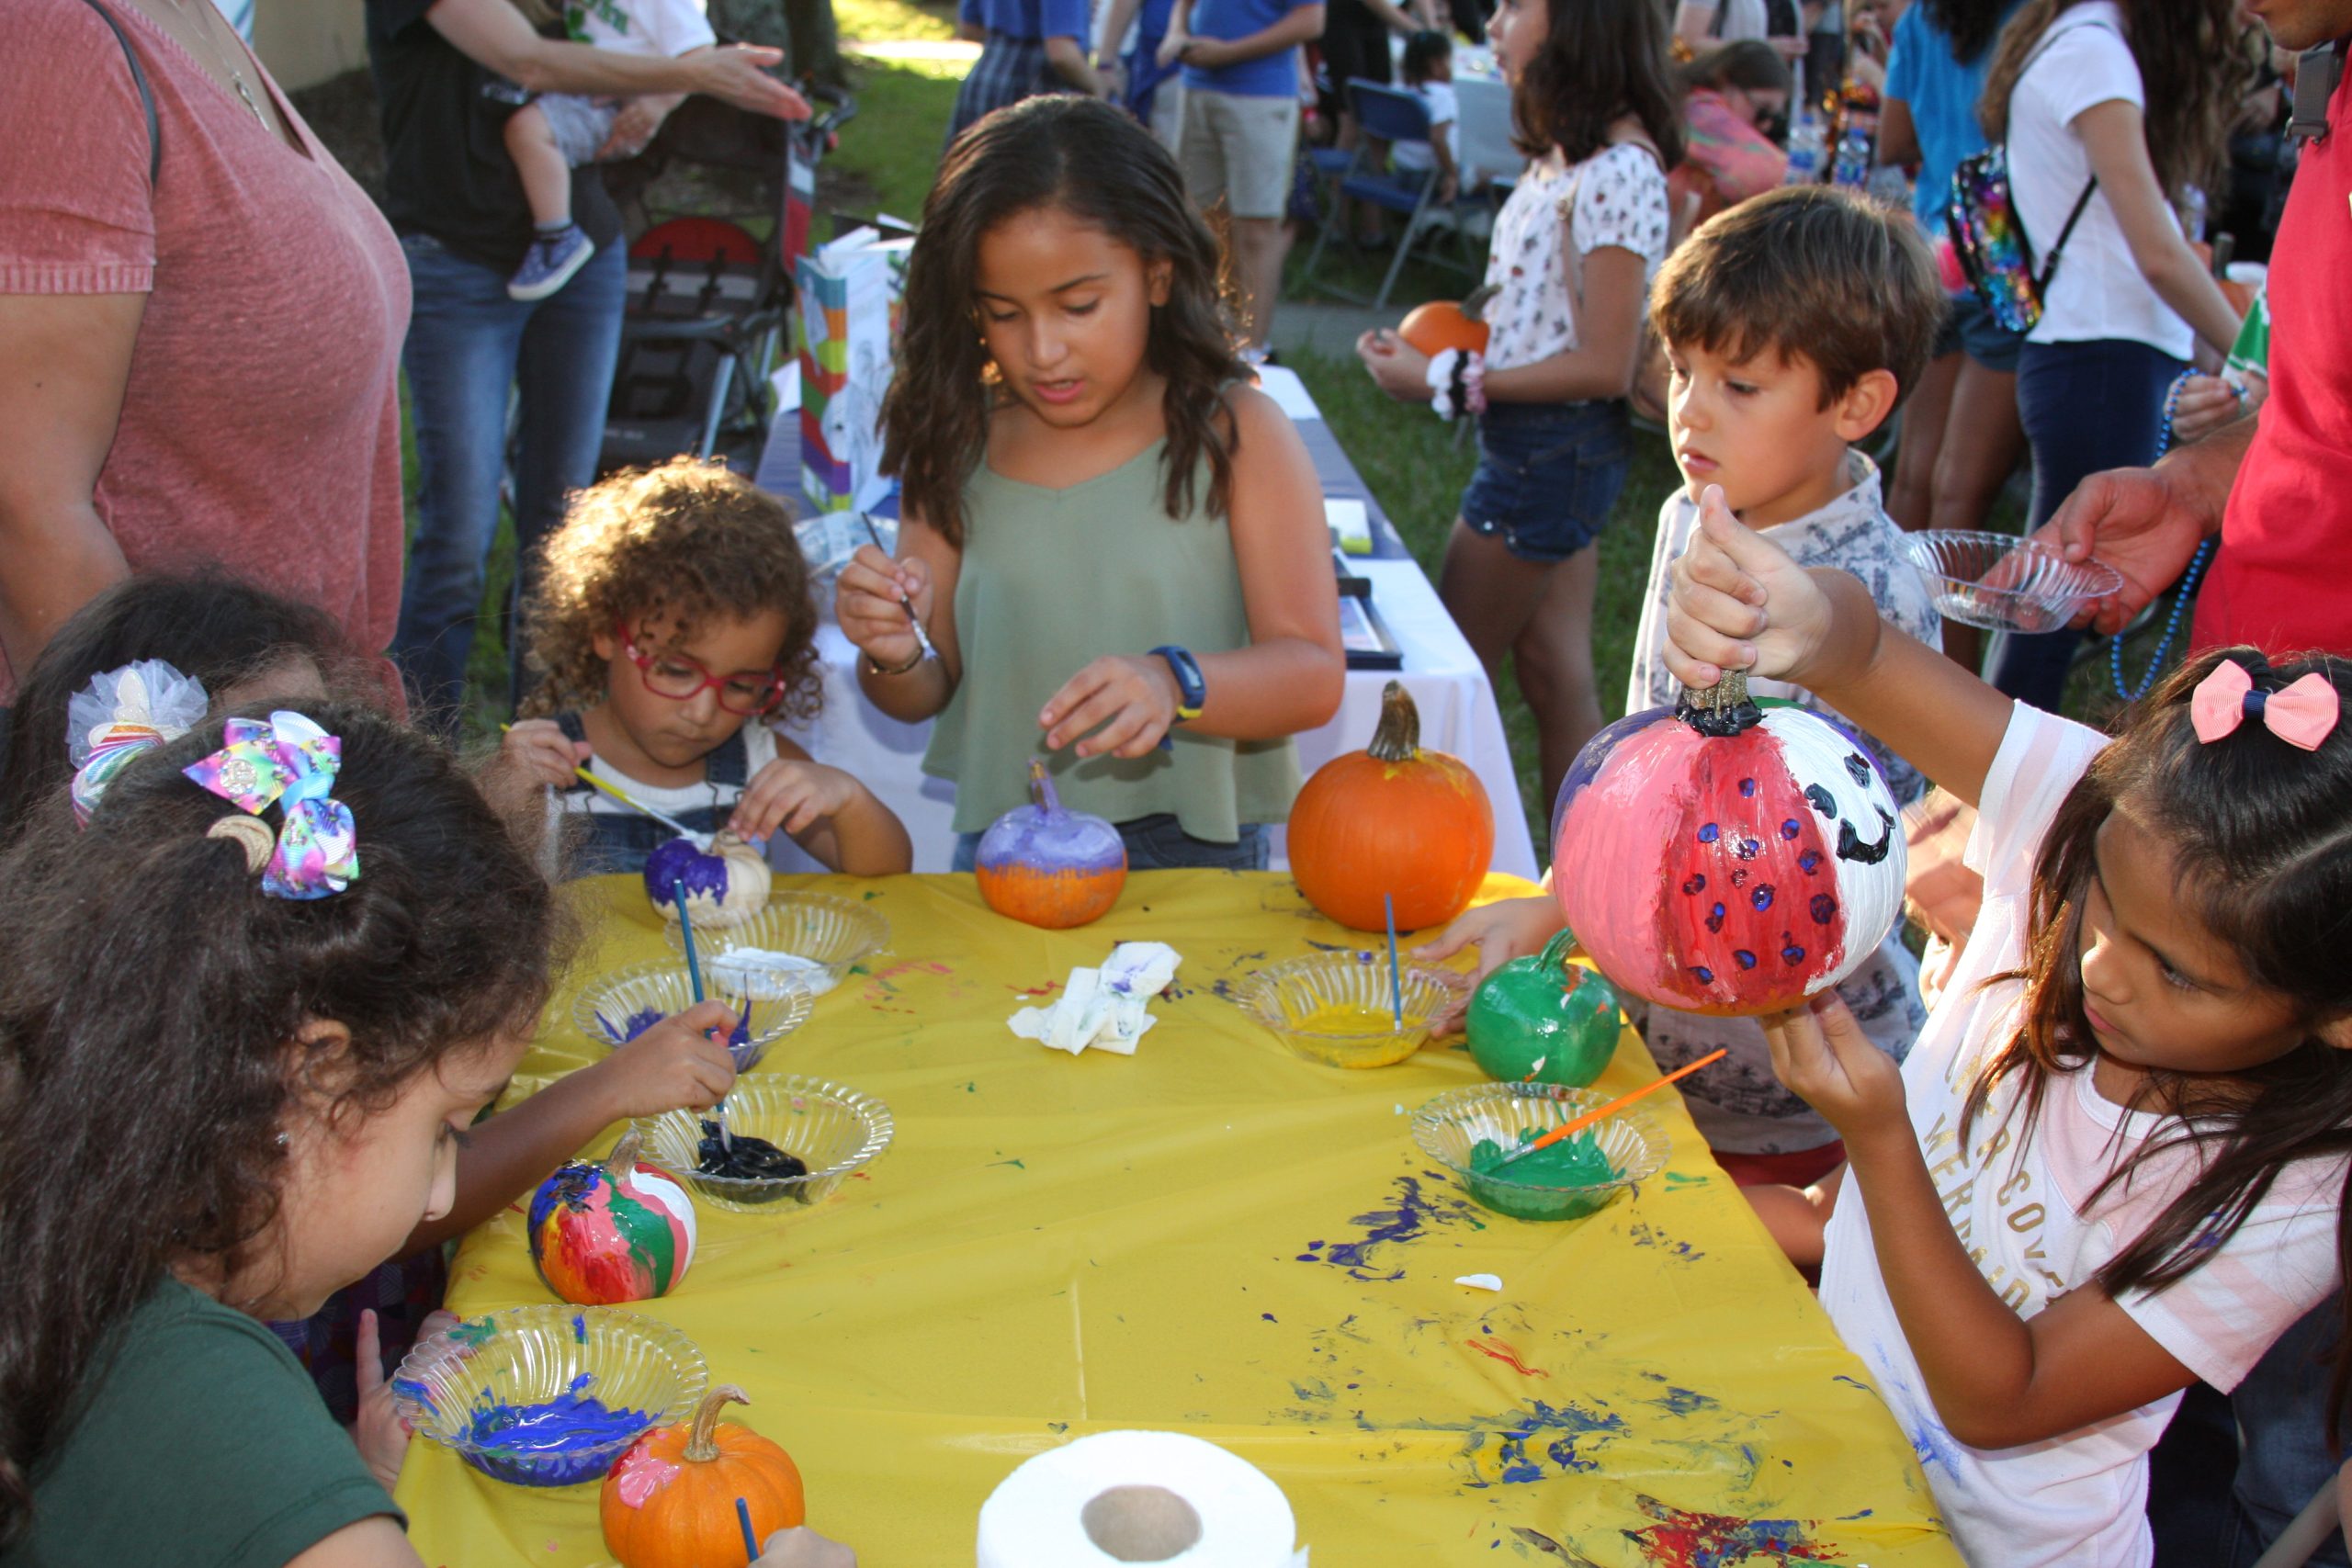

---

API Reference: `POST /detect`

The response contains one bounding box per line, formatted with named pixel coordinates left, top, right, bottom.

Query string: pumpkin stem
left=1460, top=283, right=1498, bottom=322
left=683, top=1384, right=751, bottom=1462
left=1535, top=928, right=1580, bottom=977
left=1676, top=669, right=1762, bottom=739
left=607, top=1128, right=642, bottom=1185
left=1366, top=681, right=1422, bottom=763
left=1027, top=757, right=1063, bottom=817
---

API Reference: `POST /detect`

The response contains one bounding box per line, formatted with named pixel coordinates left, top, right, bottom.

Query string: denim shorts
left=1458, top=400, right=1632, bottom=564
left=1930, top=291, right=2025, bottom=376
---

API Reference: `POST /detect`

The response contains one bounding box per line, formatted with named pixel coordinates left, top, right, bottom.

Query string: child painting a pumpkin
left=1355, top=0, right=1679, bottom=814
left=1664, top=490, right=2352, bottom=1566
left=1427, top=186, right=1947, bottom=1190
left=500, top=457, right=911, bottom=877
left=834, top=96, right=1343, bottom=871
left=0, top=574, right=747, bottom=1446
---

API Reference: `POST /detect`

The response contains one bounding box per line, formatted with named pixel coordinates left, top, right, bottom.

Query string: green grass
left=1289, top=346, right=1680, bottom=857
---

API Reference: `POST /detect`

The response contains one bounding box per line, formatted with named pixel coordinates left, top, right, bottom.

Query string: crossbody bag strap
left=78, top=0, right=161, bottom=186
left=2015, top=17, right=2121, bottom=288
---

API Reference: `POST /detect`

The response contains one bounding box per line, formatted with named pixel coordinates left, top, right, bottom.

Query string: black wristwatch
left=1150, top=645, right=1206, bottom=722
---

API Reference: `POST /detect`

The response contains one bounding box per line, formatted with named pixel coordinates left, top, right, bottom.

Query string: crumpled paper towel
left=1010, top=942, right=1182, bottom=1056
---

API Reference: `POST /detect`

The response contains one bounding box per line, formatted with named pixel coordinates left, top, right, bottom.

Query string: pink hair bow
left=182, top=711, right=360, bottom=899
left=2189, top=660, right=2340, bottom=751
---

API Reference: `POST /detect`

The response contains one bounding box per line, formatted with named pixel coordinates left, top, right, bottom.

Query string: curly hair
left=883, top=96, right=1246, bottom=547
left=1980, top=0, right=2246, bottom=197
left=0, top=573, right=374, bottom=840
left=517, top=458, right=823, bottom=724
left=0, top=702, right=563, bottom=1542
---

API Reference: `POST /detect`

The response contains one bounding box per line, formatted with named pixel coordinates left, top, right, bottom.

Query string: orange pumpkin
left=600, top=1385, right=805, bottom=1568
left=1287, top=681, right=1493, bottom=932
left=1397, top=299, right=1490, bottom=358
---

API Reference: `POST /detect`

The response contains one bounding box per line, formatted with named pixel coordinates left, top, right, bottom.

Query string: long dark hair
left=1919, top=0, right=2013, bottom=64
left=1980, top=0, right=2245, bottom=195
left=1679, top=39, right=1792, bottom=97
left=0, top=704, right=561, bottom=1540
left=0, top=574, right=366, bottom=838
left=1962, top=649, right=2352, bottom=1430
left=1511, top=0, right=1684, bottom=166
left=881, top=96, right=1245, bottom=547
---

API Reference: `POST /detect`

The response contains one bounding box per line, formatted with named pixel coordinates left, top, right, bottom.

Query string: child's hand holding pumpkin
left=1664, top=484, right=1839, bottom=692
left=731, top=758, right=866, bottom=841
left=1414, top=895, right=1562, bottom=1034
left=1759, top=994, right=1908, bottom=1138
left=754, top=1528, right=858, bottom=1568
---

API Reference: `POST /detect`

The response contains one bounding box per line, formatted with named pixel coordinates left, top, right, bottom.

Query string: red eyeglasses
left=615, top=622, right=786, bottom=716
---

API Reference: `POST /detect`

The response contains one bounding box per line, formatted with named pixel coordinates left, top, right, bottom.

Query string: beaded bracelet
left=2109, top=369, right=2219, bottom=703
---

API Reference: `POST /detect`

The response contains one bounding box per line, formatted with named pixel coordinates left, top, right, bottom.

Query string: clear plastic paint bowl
left=1232, top=952, right=1460, bottom=1068
left=390, top=1305, right=707, bottom=1488
left=1413, top=1083, right=1668, bottom=1222
left=658, top=890, right=890, bottom=998
left=1905, top=530, right=2124, bottom=635
left=636, top=1076, right=894, bottom=1214
left=572, top=960, right=814, bottom=1074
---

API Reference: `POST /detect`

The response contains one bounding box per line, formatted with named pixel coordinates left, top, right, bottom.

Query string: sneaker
left=508, top=224, right=594, bottom=301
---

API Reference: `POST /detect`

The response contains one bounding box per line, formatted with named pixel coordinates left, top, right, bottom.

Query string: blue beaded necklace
left=2109, top=370, right=2219, bottom=703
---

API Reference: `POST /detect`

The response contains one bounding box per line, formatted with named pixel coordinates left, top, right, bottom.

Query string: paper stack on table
left=1009, top=942, right=1182, bottom=1055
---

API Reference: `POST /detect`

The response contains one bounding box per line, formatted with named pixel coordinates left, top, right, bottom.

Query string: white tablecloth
left=765, top=366, right=1540, bottom=882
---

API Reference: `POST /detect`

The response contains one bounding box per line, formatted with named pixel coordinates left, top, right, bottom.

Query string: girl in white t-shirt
left=1973, top=0, right=2245, bottom=713
left=1662, top=486, right=2352, bottom=1568
left=1355, top=0, right=1676, bottom=808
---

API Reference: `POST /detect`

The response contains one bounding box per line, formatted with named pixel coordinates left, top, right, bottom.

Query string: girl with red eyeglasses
left=496, top=458, right=911, bottom=875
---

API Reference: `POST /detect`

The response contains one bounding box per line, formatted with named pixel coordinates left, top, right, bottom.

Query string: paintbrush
left=500, top=724, right=711, bottom=849
left=674, top=880, right=731, bottom=1153
left=1383, top=893, right=1404, bottom=1032
left=857, top=513, right=936, bottom=661
left=1487, top=1048, right=1728, bottom=1170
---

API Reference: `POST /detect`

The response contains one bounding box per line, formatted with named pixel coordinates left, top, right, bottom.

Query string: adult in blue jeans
left=364, top=0, right=806, bottom=733
left=1971, top=0, right=2241, bottom=711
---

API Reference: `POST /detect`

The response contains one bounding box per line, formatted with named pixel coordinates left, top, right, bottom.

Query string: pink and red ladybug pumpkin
left=1550, top=674, right=1906, bottom=1017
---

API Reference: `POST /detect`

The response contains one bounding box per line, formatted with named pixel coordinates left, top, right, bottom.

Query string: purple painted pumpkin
left=1550, top=673, right=1906, bottom=1017
left=975, top=760, right=1127, bottom=929
left=646, top=833, right=770, bottom=930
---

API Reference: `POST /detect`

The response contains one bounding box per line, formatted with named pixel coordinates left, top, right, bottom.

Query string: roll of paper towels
left=978, top=1431, right=1308, bottom=1567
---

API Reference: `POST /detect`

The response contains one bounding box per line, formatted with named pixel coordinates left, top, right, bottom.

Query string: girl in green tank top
left=834, top=96, right=1346, bottom=867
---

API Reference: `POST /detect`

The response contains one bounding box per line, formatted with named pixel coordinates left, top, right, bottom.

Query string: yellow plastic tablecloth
left=399, top=872, right=1956, bottom=1567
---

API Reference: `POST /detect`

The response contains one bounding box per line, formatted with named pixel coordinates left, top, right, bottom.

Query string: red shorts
left=1713, top=1141, right=1845, bottom=1189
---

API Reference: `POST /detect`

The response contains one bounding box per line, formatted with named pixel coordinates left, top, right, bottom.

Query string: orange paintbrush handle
left=1512, top=1047, right=1729, bottom=1160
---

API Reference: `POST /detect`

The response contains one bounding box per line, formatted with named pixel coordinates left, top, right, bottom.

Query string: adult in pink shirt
left=0, top=0, right=411, bottom=707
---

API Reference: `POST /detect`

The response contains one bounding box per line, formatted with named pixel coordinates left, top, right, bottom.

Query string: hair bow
left=2189, top=660, right=2341, bottom=752
left=182, top=711, right=360, bottom=899
left=67, top=660, right=210, bottom=826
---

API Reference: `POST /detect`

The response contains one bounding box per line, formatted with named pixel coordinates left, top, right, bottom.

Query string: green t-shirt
left=2, top=1280, right=400, bottom=1568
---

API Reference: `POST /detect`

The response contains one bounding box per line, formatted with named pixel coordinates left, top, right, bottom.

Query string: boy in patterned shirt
left=1424, top=186, right=1946, bottom=1194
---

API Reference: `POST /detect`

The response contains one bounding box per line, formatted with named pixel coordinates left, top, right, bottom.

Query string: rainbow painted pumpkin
left=1288, top=682, right=1493, bottom=932
left=1398, top=299, right=1490, bottom=358
left=646, top=832, right=770, bottom=930
left=1550, top=673, right=1905, bottom=1016
left=527, top=1130, right=697, bottom=1305
left=601, top=1386, right=805, bottom=1568
left=976, top=759, right=1127, bottom=929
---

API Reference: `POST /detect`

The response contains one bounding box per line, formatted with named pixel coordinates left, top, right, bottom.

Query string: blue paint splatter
left=1419, top=1400, right=1628, bottom=1487
left=1644, top=1383, right=1719, bottom=1416
left=1295, top=1174, right=1487, bottom=1282
left=1626, top=1224, right=1705, bottom=1262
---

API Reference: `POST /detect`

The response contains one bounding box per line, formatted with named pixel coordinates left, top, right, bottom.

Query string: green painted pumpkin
left=1464, top=929, right=1623, bottom=1088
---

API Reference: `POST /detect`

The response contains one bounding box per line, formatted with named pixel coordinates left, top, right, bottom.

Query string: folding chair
left=1297, top=80, right=1472, bottom=310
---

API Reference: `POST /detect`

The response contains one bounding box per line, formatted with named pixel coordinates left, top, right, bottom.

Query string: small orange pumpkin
left=1397, top=299, right=1490, bottom=358
left=600, top=1385, right=805, bottom=1568
left=1287, top=681, right=1494, bottom=932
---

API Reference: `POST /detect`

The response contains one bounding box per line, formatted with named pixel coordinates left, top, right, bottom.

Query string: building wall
left=254, top=0, right=369, bottom=91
